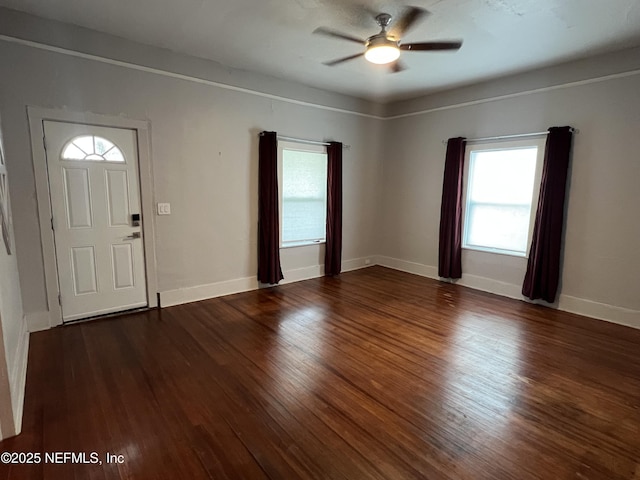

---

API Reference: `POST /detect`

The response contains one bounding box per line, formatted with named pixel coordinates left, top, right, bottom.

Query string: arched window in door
left=61, top=135, right=125, bottom=162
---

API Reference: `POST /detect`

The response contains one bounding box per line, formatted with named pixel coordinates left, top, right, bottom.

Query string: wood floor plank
left=1, top=266, right=639, bottom=479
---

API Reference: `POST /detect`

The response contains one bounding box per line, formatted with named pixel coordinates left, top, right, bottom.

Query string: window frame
left=277, top=140, right=328, bottom=249
left=461, top=137, right=546, bottom=258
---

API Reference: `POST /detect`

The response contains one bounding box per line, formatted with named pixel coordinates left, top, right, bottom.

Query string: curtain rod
left=441, top=128, right=578, bottom=144
left=260, top=133, right=350, bottom=149
left=278, top=135, right=331, bottom=146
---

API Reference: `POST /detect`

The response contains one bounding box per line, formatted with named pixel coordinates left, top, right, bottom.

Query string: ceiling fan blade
left=400, top=41, right=462, bottom=51
left=313, top=27, right=365, bottom=45
left=323, top=52, right=364, bottom=66
left=389, top=7, right=428, bottom=38
left=389, top=60, right=407, bottom=74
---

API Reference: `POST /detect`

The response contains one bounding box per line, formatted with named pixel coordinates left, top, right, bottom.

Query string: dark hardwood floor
left=1, top=266, right=639, bottom=479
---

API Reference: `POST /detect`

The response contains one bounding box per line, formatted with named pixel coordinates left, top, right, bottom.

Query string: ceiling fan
left=314, top=6, right=462, bottom=73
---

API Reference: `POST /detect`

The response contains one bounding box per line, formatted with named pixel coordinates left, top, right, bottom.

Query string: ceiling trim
left=0, top=34, right=385, bottom=120
left=386, top=68, right=640, bottom=120
left=3, top=33, right=640, bottom=122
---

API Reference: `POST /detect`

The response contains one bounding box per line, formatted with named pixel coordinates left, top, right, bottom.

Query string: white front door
left=44, top=121, right=147, bottom=322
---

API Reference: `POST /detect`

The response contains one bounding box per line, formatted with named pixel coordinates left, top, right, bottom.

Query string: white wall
left=0, top=117, right=29, bottom=437
left=379, top=47, right=640, bottom=328
left=0, top=11, right=383, bottom=325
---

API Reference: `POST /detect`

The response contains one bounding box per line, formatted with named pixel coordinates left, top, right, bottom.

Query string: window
left=62, top=135, right=125, bottom=162
left=279, top=142, right=328, bottom=247
left=463, top=139, right=545, bottom=257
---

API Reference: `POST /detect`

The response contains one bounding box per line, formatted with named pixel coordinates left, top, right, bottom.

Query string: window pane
left=466, top=204, right=531, bottom=253
left=104, top=148, right=125, bottom=162
left=73, top=136, right=94, bottom=155
left=61, top=143, right=86, bottom=160
left=282, top=149, right=327, bottom=244
left=464, top=146, right=539, bottom=255
left=469, top=148, right=537, bottom=205
left=282, top=199, right=327, bottom=243
left=94, top=137, right=115, bottom=155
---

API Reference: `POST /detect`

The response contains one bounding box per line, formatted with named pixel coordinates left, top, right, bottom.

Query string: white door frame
left=28, top=107, right=158, bottom=328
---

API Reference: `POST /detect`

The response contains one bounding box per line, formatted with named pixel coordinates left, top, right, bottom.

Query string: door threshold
left=62, top=306, right=155, bottom=326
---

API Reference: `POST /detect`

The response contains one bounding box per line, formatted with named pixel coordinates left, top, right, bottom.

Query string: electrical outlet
left=365, top=258, right=371, bottom=265
left=157, top=203, right=171, bottom=215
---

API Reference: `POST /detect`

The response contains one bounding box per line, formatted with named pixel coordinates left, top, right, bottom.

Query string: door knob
left=124, top=232, right=141, bottom=240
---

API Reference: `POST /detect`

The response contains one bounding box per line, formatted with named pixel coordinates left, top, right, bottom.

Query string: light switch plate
left=157, top=203, right=171, bottom=215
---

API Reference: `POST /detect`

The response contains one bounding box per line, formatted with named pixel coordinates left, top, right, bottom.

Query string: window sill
left=281, top=240, right=326, bottom=249
left=463, top=245, right=528, bottom=258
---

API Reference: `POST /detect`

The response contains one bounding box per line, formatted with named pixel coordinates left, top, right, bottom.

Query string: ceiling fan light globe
left=365, top=45, right=400, bottom=64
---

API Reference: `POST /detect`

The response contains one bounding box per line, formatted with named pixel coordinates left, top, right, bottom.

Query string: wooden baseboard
left=375, top=255, right=640, bottom=330
left=160, top=257, right=376, bottom=308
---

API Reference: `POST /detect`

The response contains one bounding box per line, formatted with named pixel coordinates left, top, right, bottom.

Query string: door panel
left=111, top=243, right=135, bottom=289
left=105, top=170, right=130, bottom=227
left=63, top=167, right=93, bottom=228
left=71, top=246, right=98, bottom=295
left=44, top=121, right=148, bottom=321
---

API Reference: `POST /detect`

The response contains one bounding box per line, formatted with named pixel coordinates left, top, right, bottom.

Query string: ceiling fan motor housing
left=366, top=34, right=399, bottom=49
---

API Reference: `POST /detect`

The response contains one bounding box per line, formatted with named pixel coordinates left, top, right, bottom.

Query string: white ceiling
left=2, top=0, right=640, bottom=102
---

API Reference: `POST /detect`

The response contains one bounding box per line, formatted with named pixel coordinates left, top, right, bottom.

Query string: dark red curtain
left=438, top=137, right=466, bottom=279
left=522, top=126, right=573, bottom=302
left=257, top=131, right=284, bottom=284
left=325, top=142, right=343, bottom=276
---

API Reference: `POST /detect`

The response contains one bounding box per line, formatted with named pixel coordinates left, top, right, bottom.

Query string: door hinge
left=43, top=134, right=47, bottom=152
left=51, top=216, right=55, bottom=230
left=58, top=294, right=62, bottom=306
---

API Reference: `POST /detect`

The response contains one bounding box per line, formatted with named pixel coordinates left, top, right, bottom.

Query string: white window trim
left=277, top=140, right=327, bottom=248
left=461, top=137, right=546, bottom=258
